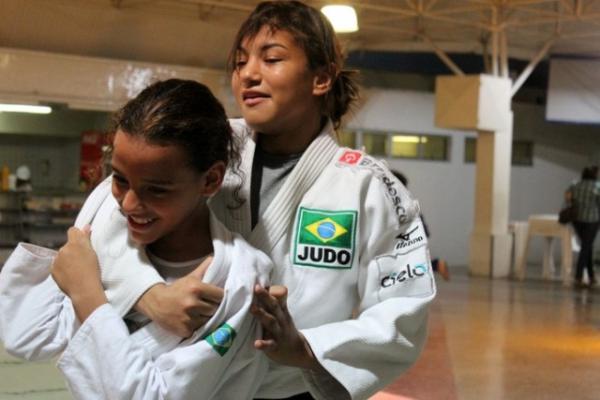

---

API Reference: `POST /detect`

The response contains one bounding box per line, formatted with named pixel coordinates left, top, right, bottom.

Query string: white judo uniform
left=92, top=119, right=438, bottom=400
left=0, top=178, right=273, bottom=400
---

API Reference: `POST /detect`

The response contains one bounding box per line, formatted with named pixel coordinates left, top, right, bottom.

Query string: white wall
left=346, top=89, right=584, bottom=267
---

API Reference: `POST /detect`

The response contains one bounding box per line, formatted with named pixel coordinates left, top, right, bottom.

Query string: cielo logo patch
left=293, top=207, right=357, bottom=269
left=381, top=263, right=428, bottom=288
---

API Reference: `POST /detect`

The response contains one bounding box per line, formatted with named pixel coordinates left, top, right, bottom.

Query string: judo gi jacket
left=0, top=179, right=273, bottom=400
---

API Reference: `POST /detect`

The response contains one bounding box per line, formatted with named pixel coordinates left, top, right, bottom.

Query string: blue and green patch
left=205, top=323, right=236, bottom=356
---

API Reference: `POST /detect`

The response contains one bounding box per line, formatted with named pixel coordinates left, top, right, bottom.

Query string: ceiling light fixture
left=0, top=104, right=52, bottom=114
left=321, top=5, right=359, bottom=33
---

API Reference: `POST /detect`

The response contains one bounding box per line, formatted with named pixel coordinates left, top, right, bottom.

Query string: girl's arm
left=0, top=243, right=78, bottom=360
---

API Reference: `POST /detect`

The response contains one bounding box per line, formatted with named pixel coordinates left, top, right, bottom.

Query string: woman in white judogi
left=80, top=3, right=438, bottom=400
left=0, top=79, right=272, bottom=400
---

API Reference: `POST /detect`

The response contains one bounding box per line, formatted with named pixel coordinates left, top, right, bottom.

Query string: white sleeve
left=0, top=243, right=78, bottom=360
left=56, top=244, right=271, bottom=400
left=57, top=303, right=265, bottom=400
left=301, top=172, right=436, bottom=400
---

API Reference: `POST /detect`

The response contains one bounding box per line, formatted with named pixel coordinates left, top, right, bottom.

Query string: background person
left=568, top=166, right=600, bottom=288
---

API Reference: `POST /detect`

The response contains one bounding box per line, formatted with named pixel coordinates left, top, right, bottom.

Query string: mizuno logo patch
left=396, top=226, right=419, bottom=241
left=293, top=207, right=357, bottom=269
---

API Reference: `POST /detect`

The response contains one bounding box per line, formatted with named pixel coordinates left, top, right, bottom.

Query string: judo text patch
left=205, top=323, right=236, bottom=356
left=293, top=207, right=357, bottom=269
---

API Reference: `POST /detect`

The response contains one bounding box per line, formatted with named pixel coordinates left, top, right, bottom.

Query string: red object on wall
left=80, top=130, right=109, bottom=191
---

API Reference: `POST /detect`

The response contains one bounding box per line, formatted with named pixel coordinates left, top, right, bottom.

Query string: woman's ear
left=313, top=64, right=335, bottom=96
left=200, top=161, right=226, bottom=197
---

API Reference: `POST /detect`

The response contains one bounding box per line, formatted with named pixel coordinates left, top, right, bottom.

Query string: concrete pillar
left=469, top=118, right=513, bottom=277
left=435, top=74, right=513, bottom=277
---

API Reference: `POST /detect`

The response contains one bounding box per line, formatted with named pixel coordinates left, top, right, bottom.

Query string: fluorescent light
left=393, top=136, right=427, bottom=144
left=321, top=5, right=358, bottom=33
left=0, top=104, right=52, bottom=114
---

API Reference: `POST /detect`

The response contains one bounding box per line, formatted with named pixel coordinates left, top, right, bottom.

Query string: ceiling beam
left=507, top=0, right=561, bottom=6
left=425, top=4, right=491, bottom=16
left=354, top=3, right=419, bottom=18
left=176, top=0, right=253, bottom=13
left=421, top=33, right=466, bottom=75
left=421, top=13, right=492, bottom=31
left=511, top=35, right=556, bottom=96
left=558, top=0, right=574, bottom=13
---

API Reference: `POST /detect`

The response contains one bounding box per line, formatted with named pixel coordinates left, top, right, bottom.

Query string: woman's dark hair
left=228, top=0, right=359, bottom=129
left=112, top=79, right=239, bottom=176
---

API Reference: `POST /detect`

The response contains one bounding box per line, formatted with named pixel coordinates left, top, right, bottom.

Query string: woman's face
left=231, top=27, right=326, bottom=152
left=110, top=130, right=207, bottom=247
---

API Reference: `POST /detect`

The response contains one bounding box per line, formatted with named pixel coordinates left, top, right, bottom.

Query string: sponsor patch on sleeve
left=393, top=220, right=427, bottom=254
left=337, top=150, right=363, bottom=165
left=376, top=245, right=434, bottom=300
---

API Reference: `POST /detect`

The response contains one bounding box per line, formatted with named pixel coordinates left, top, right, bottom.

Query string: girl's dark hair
left=228, top=0, right=359, bottom=129
left=112, top=79, right=239, bottom=176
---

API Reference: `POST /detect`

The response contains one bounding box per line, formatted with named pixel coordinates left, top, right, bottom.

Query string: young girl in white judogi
left=0, top=79, right=272, bottom=400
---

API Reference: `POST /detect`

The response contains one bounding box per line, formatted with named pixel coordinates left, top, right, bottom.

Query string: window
left=338, top=130, right=356, bottom=149
left=463, top=137, right=534, bottom=166
left=512, top=141, right=534, bottom=166
left=420, top=135, right=449, bottom=160
left=464, top=137, right=476, bottom=163
left=362, top=133, right=387, bottom=156
left=390, top=135, right=420, bottom=158
left=390, top=134, right=448, bottom=161
left=349, top=131, right=450, bottom=161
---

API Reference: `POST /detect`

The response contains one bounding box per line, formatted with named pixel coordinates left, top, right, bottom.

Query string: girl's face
left=110, top=130, right=209, bottom=248
left=231, top=27, right=331, bottom=152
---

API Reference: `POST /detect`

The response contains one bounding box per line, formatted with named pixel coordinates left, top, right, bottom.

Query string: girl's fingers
left=268, top=285, right=289, bottom=312
left=81, top=224, right=92, bottom=235
left=188, top=301, right=220, bottom=317
left=196, top=283, right=224, bottom=303
left=251, top=304, right=281, bottom=337
left=254, top=285, right=282, bottom=315
left=254, top=338, right=277, bottom=351
left=66, top=226, right=81, bottom=242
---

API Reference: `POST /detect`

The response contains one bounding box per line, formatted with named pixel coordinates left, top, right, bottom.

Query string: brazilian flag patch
left=292, top=207, right=357, bottom=269
left=205, top=323, right=236, bottom=356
